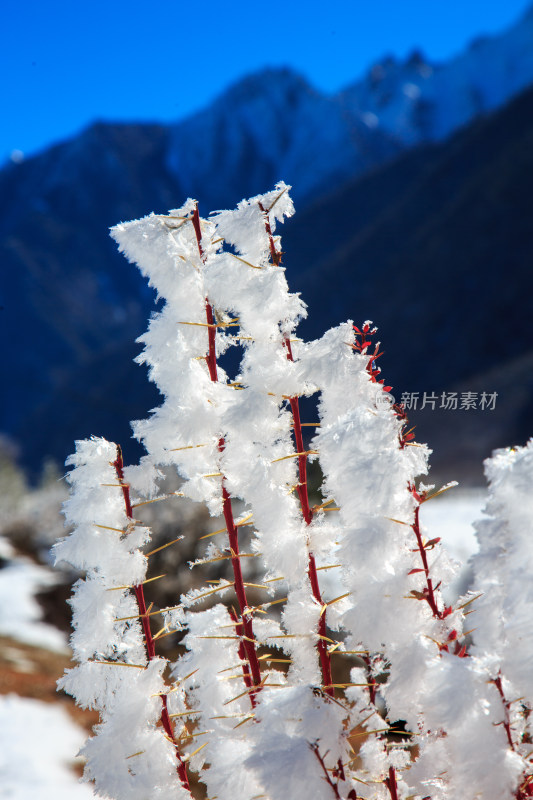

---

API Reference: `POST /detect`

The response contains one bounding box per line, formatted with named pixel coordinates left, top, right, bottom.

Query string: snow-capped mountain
left=165, top=68, right=400, bottom=210
left=340, top=3, right=533, bottom=144
left=161, top=3, right=533, bottom=206
left=2, top=3, right=533, bottom=476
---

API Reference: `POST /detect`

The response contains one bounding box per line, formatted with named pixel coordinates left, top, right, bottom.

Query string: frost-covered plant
left=55, top=184, right=533, bottom=800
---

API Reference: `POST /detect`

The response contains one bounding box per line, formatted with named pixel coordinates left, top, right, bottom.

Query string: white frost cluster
left=57, top=186, right=533, bottom=800
left=471, top=442, right=533, bottom=701
left=55, top=437, right=189, bottom=799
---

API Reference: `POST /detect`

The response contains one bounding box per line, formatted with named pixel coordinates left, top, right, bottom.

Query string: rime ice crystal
left=57, top=187, right=533, bottom=800
left=55, top=438, right=189, bottom=798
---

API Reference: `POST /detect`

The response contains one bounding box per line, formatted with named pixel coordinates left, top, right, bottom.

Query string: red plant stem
left=493, top=674, right=515, bottom=751
left=112, top=446, right=191, bottom=792
left=191, top=204, right=204, bottom=258
left=191, top=206, right=262, bottom=699
left=385, top=766, right=399, bottom=800
left=362, top=655, right=377, bottom=706
left=312, top=745, right=343, bottom=800
left=132, top=580, right=156, bottom=660
left=284, top=336, right=334, bottom=697
left=205, top=301, right=218, bottom=382
left=229, top=606, right=256, bottom=707
left=191, top=207, right=219, bottom=382
left=114, top=453, right=133, bottom=518
left=258, top=201, right=282, bottom=266
left=220, top=470, right=262, bottom=691
left=410, top=496, right=441, bottom=619
left=288, top=394, right=313, bottom=525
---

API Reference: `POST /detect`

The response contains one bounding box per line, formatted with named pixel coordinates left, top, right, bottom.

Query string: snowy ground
left=0, top=536, right=89, bottom=798
left=0, top=694, right=94, bottom=799
left=420, top=487, right=486, bottom=564
left=0, top=536, right=67, bottom=651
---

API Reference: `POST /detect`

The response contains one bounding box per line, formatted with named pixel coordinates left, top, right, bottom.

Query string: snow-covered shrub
left=55, top=184, right=533, bottom=799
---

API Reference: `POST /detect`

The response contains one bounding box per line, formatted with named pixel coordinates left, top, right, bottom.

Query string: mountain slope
left=282, top=82, right=533, bottom=478
left=165, top=68, right=399, bottom=209
left=7, top=82, right=533, bottom=478
left=287, top=81, right=533, bottom=378
left=0, top=123, right=175, bottom=444
left=3, top=5, right=533, bottom=474
left=340, top=3, right=533, bottom=144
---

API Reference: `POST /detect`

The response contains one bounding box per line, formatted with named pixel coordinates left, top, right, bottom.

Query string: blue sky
left=3, top=0, right=532, bottom=162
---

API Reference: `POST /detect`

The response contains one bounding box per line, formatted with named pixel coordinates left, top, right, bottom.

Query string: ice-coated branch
left=190, top=203, right=263, bottom=699
left=235, top=191, right=334, bottom=695
left=468, top=441, right=533, bottom=796
left=55, top=437, right=191, bottom=800
left=112, top=444, right=191, bottom=790
left=57, top=184, right=533, bottom=800
left=283, top=315, right=334, bottom=698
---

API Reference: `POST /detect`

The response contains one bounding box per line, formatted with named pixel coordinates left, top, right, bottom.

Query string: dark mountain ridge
left=283, top=83, right=533, bottom=479
left=2, top=9, right=533, bottom=477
